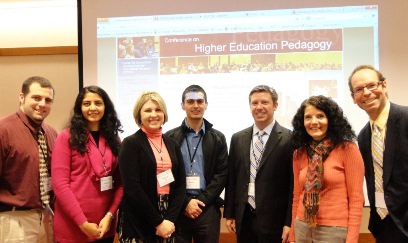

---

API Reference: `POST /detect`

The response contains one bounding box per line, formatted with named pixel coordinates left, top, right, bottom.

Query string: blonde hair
left=133, top=91, right=168, bottom=127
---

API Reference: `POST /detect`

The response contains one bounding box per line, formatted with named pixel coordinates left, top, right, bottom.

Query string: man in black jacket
left=165, top=84, right=228, bottom=243
left=348, top=65, right=408, bottom=242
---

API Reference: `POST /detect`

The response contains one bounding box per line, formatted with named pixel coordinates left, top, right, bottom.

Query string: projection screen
left=79, top=0, right=407, bottom=144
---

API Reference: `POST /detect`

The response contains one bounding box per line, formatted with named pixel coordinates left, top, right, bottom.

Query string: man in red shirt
left=0, top=76, right=57, bottom=242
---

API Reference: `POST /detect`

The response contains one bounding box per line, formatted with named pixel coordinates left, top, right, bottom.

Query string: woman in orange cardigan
left=289, top=95, right=364, bottom=243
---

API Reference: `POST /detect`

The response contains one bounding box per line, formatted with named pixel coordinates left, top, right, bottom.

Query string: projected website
left=97, top=5, right=378, bottom=141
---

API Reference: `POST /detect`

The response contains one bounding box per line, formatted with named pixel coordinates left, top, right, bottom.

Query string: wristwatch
left=106, top=212, right=114, bottom=220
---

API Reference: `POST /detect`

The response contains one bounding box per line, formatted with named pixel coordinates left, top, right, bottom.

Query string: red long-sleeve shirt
left=0, top=109, right=57, bottom=209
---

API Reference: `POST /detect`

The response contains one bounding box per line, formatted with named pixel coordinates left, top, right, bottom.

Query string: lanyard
left=89, top=136, right=108, bottom=175
left=185, top=132, right=203, bottom=172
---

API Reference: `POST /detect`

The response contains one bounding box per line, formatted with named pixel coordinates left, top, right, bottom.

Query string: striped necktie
left=248, top=131, right=264, bottom=209
left=372, top=124, right=388, bottom=219
left=38, top=129, right=50, bottom=206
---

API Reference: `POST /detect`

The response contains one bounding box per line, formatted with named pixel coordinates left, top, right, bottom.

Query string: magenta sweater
left=52, top=129, right=123, bottom=242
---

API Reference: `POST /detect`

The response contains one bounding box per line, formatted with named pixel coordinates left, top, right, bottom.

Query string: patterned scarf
left=303, top=138, right=333, bottom=226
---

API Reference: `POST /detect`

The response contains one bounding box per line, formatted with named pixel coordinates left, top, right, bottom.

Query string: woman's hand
left=281, top=226, right=290, bottom=242
left=96, top=214, right=113, bottom=239
left=79, top=221, right=101, bottom=239
left=155, top=219, right=175, bottom=238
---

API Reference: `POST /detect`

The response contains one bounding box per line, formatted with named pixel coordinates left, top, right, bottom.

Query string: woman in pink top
left=289, top=95, right=364, bottom=243
left=52, top=86, right=124, bottom=242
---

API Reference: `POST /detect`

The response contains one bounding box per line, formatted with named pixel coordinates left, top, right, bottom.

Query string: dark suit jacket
left=358, top=103, right=408, bottom=237
left=224, top=122, right=293, bottom=236
left=118, top=129, right=186, bottom=240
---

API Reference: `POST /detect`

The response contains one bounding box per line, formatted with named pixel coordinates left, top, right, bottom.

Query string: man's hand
left=281, top=226, right=290, bottom=243
left=226, top=218, right=236, bottom=233
left=184, top=199, right=205, bottom=219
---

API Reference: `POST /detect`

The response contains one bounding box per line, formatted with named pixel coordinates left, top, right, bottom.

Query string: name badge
left=157, top=169, right=175, bottom=187
left=100, top=176, right=113, bottom=191
left=44, top=177, right=53, bottom=192
left=375, top=192, right=387, bottom=208
left=248, top=182, right=255, bottom=196
left=186, top=174, right=200, bottom=189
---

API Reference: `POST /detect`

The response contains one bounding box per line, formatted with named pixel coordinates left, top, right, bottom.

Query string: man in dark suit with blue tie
left=349, top=65, right=408, bottom=242
left=224, top=85, right=293, bottom=243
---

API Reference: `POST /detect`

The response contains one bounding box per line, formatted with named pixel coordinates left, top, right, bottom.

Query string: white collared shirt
left=252, top=120, right=275, bottom=146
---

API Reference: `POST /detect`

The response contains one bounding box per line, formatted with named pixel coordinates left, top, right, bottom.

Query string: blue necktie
left=248, top=131, right=264, bottom=209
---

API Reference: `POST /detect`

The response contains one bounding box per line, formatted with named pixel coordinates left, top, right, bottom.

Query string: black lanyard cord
left=185, top=133, right=203, bottom=169
left=89, top=136, right=108, bottom=174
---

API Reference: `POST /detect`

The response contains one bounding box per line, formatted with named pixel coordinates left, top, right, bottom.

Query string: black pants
left=238, top=204, right=282, bottom=243
left=175, top=205, right=221, bottom=243
left=118, top=195, right=175, bottom=243
left=92, top=237, right=115, bottom=243
left=375, top=216, right=408, bottom=243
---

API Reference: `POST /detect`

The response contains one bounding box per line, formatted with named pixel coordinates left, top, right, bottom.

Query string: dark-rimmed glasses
left=352, top=81, right=383, bottom=95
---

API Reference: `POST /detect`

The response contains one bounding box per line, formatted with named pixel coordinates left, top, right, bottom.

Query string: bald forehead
left=352, top=68, right=379, bottom=82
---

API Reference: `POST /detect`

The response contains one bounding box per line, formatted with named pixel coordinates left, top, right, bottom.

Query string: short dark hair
left=21, top=76, right=55, bottom=97
left=248, top=85, right=278, bottom=104
left=348, top=65, right=386, bottom=93
left=181, top=84, right=207, bottom=103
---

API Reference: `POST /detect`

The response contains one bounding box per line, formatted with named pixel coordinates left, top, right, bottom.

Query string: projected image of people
left=309, top=79, right=338, bottom=98
left=118, top=37, right=158, bottom=59
left=159, top=52, right=341, bottom=75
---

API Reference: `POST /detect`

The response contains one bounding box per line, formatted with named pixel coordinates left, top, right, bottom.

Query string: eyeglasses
left=352, top=81, right=383, bottom=95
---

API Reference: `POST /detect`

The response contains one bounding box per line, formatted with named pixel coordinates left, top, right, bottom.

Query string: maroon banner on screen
left=159, top=29, right=342, bottom=57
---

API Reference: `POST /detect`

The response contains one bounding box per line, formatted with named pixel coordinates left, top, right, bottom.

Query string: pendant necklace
left=148, top=136, right=164, bottom=168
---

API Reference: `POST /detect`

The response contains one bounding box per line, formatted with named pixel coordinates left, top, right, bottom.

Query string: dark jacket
left=358, top=103, right=408, bottom=237
left=165, top=118, right=228, bottom=209
left=224, top=122, right=293, bottom=237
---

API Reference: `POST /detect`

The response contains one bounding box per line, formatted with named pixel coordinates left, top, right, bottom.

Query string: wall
left=0, top=53, right=78, bottom=131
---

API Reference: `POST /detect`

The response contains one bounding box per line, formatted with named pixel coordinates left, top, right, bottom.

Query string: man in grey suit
left=349, top=65, right=408, bottom=242
left=224, top=85, right=293, bottom=243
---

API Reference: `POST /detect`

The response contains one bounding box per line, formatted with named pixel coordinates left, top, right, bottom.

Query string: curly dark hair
left=291, top=95, right=356, bottom=155
left=68, top=86, right=123, bottom=155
